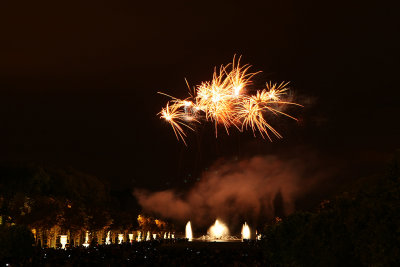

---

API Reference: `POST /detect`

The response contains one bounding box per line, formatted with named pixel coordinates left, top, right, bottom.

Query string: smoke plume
left=134, top=153, right=329, bottom=227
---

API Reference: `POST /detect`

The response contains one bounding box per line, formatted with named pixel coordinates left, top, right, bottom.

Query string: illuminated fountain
left=146, top=231, right=150, bottom=241
left=185, top=221, right=193, bottom=241
left=241, top=222, right=250, bottom=240
left=118, top=234, right=124, bottom=244
left=105, top=231, right=111, bottom=245
left=60, top=235, right=67, bottom=249
left=82, top=231, right=89, bottom=248
left=129, top=233, right=134, bottom=243
left=197, top=219, right=245, bottom=241
left=209, top=219, right=229, bottom=239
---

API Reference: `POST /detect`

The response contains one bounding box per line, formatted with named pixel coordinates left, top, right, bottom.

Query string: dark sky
left=0, top=0, right=398, bottom=192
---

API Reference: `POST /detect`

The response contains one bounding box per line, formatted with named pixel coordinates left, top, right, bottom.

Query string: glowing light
left=129, top=233, right=134, bottom=243
left=185, top=221, right=193, bottom=241
left=183, top=100, right=192, bottom=107
left=208, top=219, right=229, bottom=239
left=241, top=222, right=250, bottom=240
left=118, top=234, right=123, bottom=244
left=137, top=231, right=142, bottom=242
left=83, top=231, right=89, bottom=248
left=60, top=235, right=67, bottom=249
left=105, top=231, right=111, bottom=245
left=152, top=234, right=157, bottom=240
left=256, top=230, right=262, bottom=240
left=159, top=56, right=302, bottom=144
left=146, top=231, right=150, bottom=241
left=163, top=232, right=167, bottom=239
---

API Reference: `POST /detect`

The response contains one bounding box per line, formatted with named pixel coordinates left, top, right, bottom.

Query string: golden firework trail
left=158, top=56, right=302, bottom=145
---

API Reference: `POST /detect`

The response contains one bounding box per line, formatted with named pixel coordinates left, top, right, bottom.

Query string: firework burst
left=158, top=56, right=302, bottom=145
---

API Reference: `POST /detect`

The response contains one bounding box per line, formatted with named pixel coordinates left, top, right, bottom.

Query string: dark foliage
left=0, top=163, right=140, bottom=232
left=31, top=241, right=265, bottom=266
left=262, top=160, right=400, bottom=266
left=0, top=225, right=35, bottom=262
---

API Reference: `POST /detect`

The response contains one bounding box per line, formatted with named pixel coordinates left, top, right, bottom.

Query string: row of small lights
left=59, top=231, right=176, bottom=249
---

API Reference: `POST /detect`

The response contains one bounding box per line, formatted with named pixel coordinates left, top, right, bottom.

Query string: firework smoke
left=134, top=151, right=330, bottom=227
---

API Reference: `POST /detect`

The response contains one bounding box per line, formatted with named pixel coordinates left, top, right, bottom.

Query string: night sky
left=0, top=0, right=398, bottom=195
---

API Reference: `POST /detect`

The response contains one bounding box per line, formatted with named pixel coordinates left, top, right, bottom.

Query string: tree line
left=262, top=157, right=400, bottom=266
left=0, top=163, right=172, bottom=243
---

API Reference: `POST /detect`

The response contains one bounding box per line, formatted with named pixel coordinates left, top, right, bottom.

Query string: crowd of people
left=6, top=240, right=266, bottom=266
